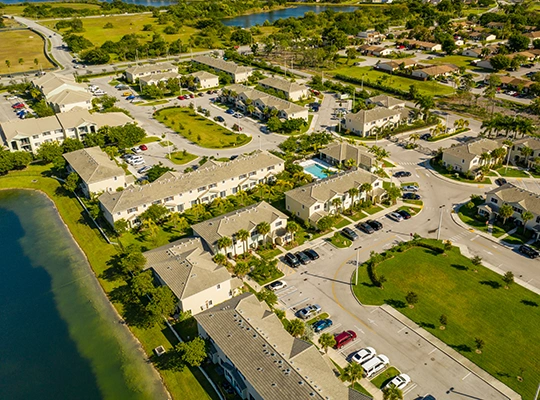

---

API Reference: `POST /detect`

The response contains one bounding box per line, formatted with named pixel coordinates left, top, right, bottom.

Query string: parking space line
left=403, top=383, right=417, bottom=395
left=398, top=326, right=407, bottom=333
left=429, top=348, right=437, bottom=354
left=462, top=372, right=471, bottom=380
left=287, top=298, right=309, bottom=310
left=354, top=325, right=365, bottom=335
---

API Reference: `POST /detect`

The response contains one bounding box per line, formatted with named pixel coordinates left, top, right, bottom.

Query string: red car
left=189, top=93, right=195, bottom=98
left=139, top=144, right=148, bottom=151
left=334, top=330, right=357, bottom=349
left=12, top=103, right=24, bottom=109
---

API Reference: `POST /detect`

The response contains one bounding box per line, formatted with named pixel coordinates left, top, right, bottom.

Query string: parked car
left=284, top=252, right=300, bottom=267
left=126, top=95, right=136, bottom=100
left=341, top=227, right=358, bottom=241
left=397, top=210, right=412, bottom=220
left=519, top=245, right=539, bottom=259
left=226, top=108, right=235, bottom=114
left=234, top=112, right=244, bottom=119
left=495, top=178, right=507, bottom=186
left=296, top=304, right=322, bottom=320
left=387, top=212, right=404, bottom=222
left=363, top=355, right=389, bottom=378
left=130, top=158, right=145, bottom=166
left=216, top=116, right=225, bottom=122
left=131, top=147, right=142, bottom=154
left=12, top=103, right=24, bottom=109
left=333, top=330, right=357, bottom=349
left=6, top=96, right=18, bottom=100
left=402, top=185, right=419, bottom=192
left=384, top=374, right=411, bottom=390
left=137, top=165, right=152, bottom=174
left=312, top=319, right=333, bottom=333
left=189, top=93, right=195, bottom=98
left=367, top=220, right=383, bottom=231
left=177, top=95, right=185, bottom=100
left=357, top=222, right=374, bottom=234
left=139, top=144, right=148, bottom=151
left=403, top=193, right=420, bottom=200
left=420, top=133, right=432, bottom=140
left=394, top=171, right=411, bottom=178
left=303, top=248, right=319, bottom=260
left=266, top=280, right=287, bottom=291
left=351, top=347, right=376, bottom=365
left=295, top=251, right=310, bottom=265
left=122, top=91, right=132, bottom=96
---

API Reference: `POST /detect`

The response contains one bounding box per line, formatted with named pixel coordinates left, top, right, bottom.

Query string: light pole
left=437, top=205, right=446, bottom=241
left=355, top=246, right=362, bottom=286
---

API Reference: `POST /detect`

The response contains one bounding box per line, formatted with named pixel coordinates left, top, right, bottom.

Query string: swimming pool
left=304, top=163, right=330, bottom=179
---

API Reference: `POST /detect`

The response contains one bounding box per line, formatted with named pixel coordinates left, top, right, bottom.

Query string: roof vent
left=271, top=383, right=277, bottom=387
left=298, top=381, right=304, bottom=385
left=257, top=367, right=263, bottom=372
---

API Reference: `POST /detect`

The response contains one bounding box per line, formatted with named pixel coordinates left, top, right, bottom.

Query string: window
left=267, top=166, right=275, bottom=171
left=275, top=221, right=282, bottom=227
left=232, top=187, right=238, bottom=194
left=114, top=177, right=118, bottom=181
left=32, top=135, right=40, bottom=139
left=152, top=200, right=162, bottom=205
left=127, top=207, right=138, bottom=214
left=201, top=197, right=209, bottom=203
left=198, top=186, right=206, bottom=192
left=490, top=198, right=498, bottom=204
left=239, top=174, right=247, bottom=179
left=177, top=204, right=184, bottom=212
left=217, top=284, right=221, bottom=290
left=191, top=200, right=198, bottom=206
left=536, top=216, right=540, bottom=224
left=220, top=191, right=226, bottom=197
left=209, top=183, right=217, bottom=189
left=314, top=205, right=321, bottom=210
left=302, top=205, right=304, bottom=209
left=513, top=206, right=522, bottom=214
left=249, top=171, right=256, bottom=176
left=164, top=196, right=174, bottom=202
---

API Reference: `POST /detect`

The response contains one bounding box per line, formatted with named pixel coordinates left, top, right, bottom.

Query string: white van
left=361, top=354, right=389, bottom=378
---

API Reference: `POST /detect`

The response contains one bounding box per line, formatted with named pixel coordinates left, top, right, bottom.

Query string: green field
left=353, top=240, right=540, bottom=399
left=155, top=107, right=251, bottom=149
left=330, top=66, right=454, bottom=97
left=0, top=29, right=54, bottom=74
left=2, top=2, right=103, bottom=16
left=495, top=167, right=530, bottom=178
left=167, top=150, right=198, bottom=165
left=425, top=55, right=474, bottom=69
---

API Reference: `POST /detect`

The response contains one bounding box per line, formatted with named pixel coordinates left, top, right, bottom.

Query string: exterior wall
left=181, top=279, right=234, bottom=315
left=374, top=49, right=393, bottom=56
left=376, top=63, right=396, bottom=72
left=411, top=70, right=430, bottom=79
left=51, top=100, right=92, bottom=113
left=88, top=176, right=127, bottom=196
left=462, top=49, right=482, bottom=57
left=285, top=194, right=312, bottom=222
left=282, top=108, right=309, bottom=121
left=124, top=67, right=175, bottom=83
left=476, top=60, right=494, bottom=70
left=442, top=152, right=475, bottom=173
left=345, top=113, right=401, bottom=137
left=196, top=76, right=219, bottom=89
left=509, top=144, right=540, bottom=165
left=287, top=88, right=308, bottom=102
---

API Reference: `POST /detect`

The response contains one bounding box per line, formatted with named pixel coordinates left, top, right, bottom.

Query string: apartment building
left=285, top=169, right=383, bottom=226
left=98, top=151, right=284, bottom=227
left=357, top=30, right=385, bottom=44
left=144, top=237, right=242, bottom=315
left=195, top=293, right=371, bottom=400
left=47, top=90, right=93, bottom=113
left=258, top=76, right=309, bottom=101
left=124, top=62, right=177, bottom=83
left=32, top=73, right=92, bottom=112
left=405, top=40, right=442, bottom=51
left=0, top=108, right=133, bottom=153
left=190, top=70, right=220, bottom=89
left=343, top=107, right=406, bottom=137
left=192, top=55, right=253, bottom=83
left=224, top=84, right=309, bottom=121
left=319, top=142, right=377, bottom=172
left=139, top=71, right=180, bottom=87
left=441, top=138, right=502, bottom=174
left=508, top=137, right=540, bottom=166
left=192, top=201, right=289, bottom=256
left=366, top=94, right=405, bottom=110
left=63, top=146, right=132, bottom=197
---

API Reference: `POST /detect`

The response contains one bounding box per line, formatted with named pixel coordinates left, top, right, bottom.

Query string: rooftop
left=190, top=70, right=219, bottom=81
left=193, top=55, right=252, bottom=75
left=47, top=89, right=93, bottom=106
left=258, top=76, right=307, bottom=95
left=139, top=71, right=180, bottom=84
left=368, top=94, right=405, bottom=108
left=320, top=142, right=376, bottom=167
left=416, top=64, right=458, bottom=76
left=32, top=73, right=86, bottom=97
left=63, top=146, right=125, bottom=184
left=124, top=62, right=176, bottom=76
left=226, top=84, right=306, bottom=115
left=347, top=106, right=402, bottom=125
left=444, top=138, right=502, bottom=161
left=487, top=183, right=540, bottom=214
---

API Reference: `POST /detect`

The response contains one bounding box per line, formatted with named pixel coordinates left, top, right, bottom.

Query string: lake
left=0, top=190, right=168, bottom=400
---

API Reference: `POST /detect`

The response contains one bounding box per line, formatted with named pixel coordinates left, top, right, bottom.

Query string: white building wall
left=181, top=279, right=234, bottom=315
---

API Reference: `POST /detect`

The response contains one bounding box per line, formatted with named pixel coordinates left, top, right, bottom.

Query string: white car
left=387, top=212, right=404, bottom=222
left=131, top=147, right=142, bottom=154
left=402, top=185, right=419, bottom=192
left=351, top=347, right=376, bottom=365
left=384, top=374, right=411, bottom=390
left=265, top=280, right=287, bottom=291
left=130, top=158, right=145, bottom=166
left=363, top=354, right=389, bottom=378
left=6, top=96, right=18, bottom=100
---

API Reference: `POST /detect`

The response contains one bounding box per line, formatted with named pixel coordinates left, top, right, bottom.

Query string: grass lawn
left=0, top=29, right=54, bottom=74
left=502, top=229, right=533, bottom=246
left=427, top=128, right=469, bottom=142
left=351, top=383, right=373, bottom=397
left=256, top=247, right=282, bottom=260
left=398, top=205, right=420, bottom=216
left=249, top=269, right=284, bottom=286
left=495, top=167, right=530, bottom=178
left=329, top=66, right=454, bottom=97
left=457, top=200, right=513, bottom=238
left=327, top=232, right=352, bottom=248
left=167, top=151, right=198, bottom=165
left=402, top=199, right=423, bottom=207
left=363, top=205, right=384, bottom=215
left=155, top=107, right=251, bottom=149
left=348, top=211, right=367, bottom=222
left=430, top=159, right=492, bottom=185
left=370, top=366, right=400, bottom=388
left=306, top=313, right=330, bottom=325
left=137, top=136, right=161, bottom=145
left=382, top=159, right=395, bottom=168
left=138, top=100, right=169, bottom=107
left=334, top=216, right=352, bottom=229
left=424, top=55, right=474, bottom=69
left=353, top=240, right=540, bottom=399
left=0, top=165, right=214, bottom=399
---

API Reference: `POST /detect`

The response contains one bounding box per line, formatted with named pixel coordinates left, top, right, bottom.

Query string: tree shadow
left=418, top=321, right=436, bottom=329
left=495, top=371, right=511, bottom=378
left=149, top=352, right=185, bottom=372
left=479, top=280, right=502, bottom=289
left=385, top=299, right=406, bottom=309
left=521, top=299, right=539, bottom=307
left=361, top=282, right=377, bottom=288
left=450, top=344, right=472, bottom=353
left=450, top=264, right=469, bottom=271
left=100, top=253, right=124, bottom=282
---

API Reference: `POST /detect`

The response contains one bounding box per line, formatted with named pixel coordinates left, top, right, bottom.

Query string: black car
left=420, top=133, right=432, bottom=140
left=495, top=178, right=507, bottom=186
left=519, top=245, right=539, bottom=259
left=367, top=219, right=383, bottom=231
left=295, top=251, right=311, bottom=265
left=397, top=209, right=412, bottom=220
left=303, top=248, right=320, bottom=260
left=341, top=227, right=358, bottom=241
left=216, top=116, right=225, bottom=122
left=394, top=171, right=412, bottom=178
left=357, top=222, right=374, bottom=234
left=284, top=252, right=300, bottom=267
left=403, top=193, right=421, bottom=200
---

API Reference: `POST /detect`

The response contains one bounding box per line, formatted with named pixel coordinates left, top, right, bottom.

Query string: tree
left=443, top=240, right=453, bottom=253
left=147, top=285, right=176, bottom=317
left=64, top=33, right=93, bottom=52
left=5, top=59, right=10, bottom=74
left=18, top=57, right=24, bottom=66
left=520, top=145, right=533, bottom=162
left=414, top=95, right=434, bottom=120
left=114, top=219, right=129, bottom=236
left=176, top=337, right=207, bottom=367
left=82, top=48, right=110, bottom=65
left=286, top=221, right=299, bottom=243
left=168, top=212, right=188, bottom=231
left=346, top=47, right=358, bottom=64
left=256, top=288, right=278, bottom=307
left=146, top=162, right=174, bottom=182
left=386, top=185, right=402, bottom=205
left=256, top=221, right=271, bottom=244
left=286, top=318, right=305, bottom=337
left=236, top=229, right=249, bottom=254
left=498, top=203, right=514, bottom=224
left=130, top=270, right=155, bottom=297
left=317, top=215, right=334, bottom=232
left=230, top=29, right=252, bottom=45
left=474, top=337, right=484, bottom=354
left=331, top=197, right=342, bottom=214
left=341, top=362, right=364, bottom=387
left=62, top=137, right=84, bottom=153
left=266, top=116, right=282, bottom=132
left=502, top=271, right=514, bottom=289
left=63, top=172, right=79, bottom=192
left=37, top=141, right=63, bottom=163
left=405, top=291, right=418, bottom=308
left=348, top=187, right=359, bottom=207
left=383, top=385, right=403, bottom=400
left=140, top=204, right=169, bottom=224
left=439, top=314, right=448, bottom=330
left=489, top=54, right=511, bottom=71
left=119, top=247, right=146, bottom=275
left=521, top=211, right=534, bottom=233
left=471, top=255, right=483, bottom=267
left=102, top=124, right=146, bottom=149
left=217, top=236, right=233, bottom=253
left=318, top=333, right=336, bottom=354
left=9, top=151, right=32, bottom=170
left=233, top=261, right=250, bottom=278
left=0, top=149, right=14, bottom=174
left=507, top=33, right=530, bottom=52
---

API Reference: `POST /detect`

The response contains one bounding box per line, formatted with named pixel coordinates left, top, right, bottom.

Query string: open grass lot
left=0, top=165, right=215, bottom=400
left=3, top=2, right=103, bottom=16
left=0, top=29, right=54, bottom=74
left=424, top=55, right=474, bottom=69
left=495, top=167, right=530, bottom=178
left=329, top=66, right=454, bottom=97
left=353, top=239, right=540, bottom=399
left=155, top=107, right=251, bottom=149
left=167, top=151, right=198, bottom=165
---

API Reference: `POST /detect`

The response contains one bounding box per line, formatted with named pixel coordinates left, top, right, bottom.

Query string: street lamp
left=355, top=246, right=362, bottom=286
left=437, top=205, right=446, bottom=241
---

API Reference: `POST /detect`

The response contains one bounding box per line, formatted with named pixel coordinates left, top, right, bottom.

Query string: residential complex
left=195, top=293, right=370, bottom=400
left=285, top=169, right=383, bottom=225
left=509, top=137, right=540, bottom=166
left=0, top=108, right=133, bottom=153
left=366, top=94, right=405, bottom=110
left=192, top=201, right=290, bottom=256
left=98, top=151, right=284, bottom=227
left=319, top=142, right=377, bottom=172
left=441, top=138, right=502, bottom=174
left=223, top=84, right=309, bottom=121
left=139, top=71, right=180, bottom=87
left=190, top=70, right=220, bottom=89
left=63, top=146, right=132, bottom=197
left=375, top=59, right=416, bottom=72
left=192, top=55, right=253, bottom=83
left=124, top=62, right=177, bottom=83
left=258, top=76, right=309, bottom=101
left=144, top=237, right=242, bottom=315
left=343, top=107, right=408, bottom=137
left=32, top=73, right=92, bottom=112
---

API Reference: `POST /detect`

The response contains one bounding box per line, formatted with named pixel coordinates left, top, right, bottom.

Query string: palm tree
left=341, top=362, right=364, bottom=387
left=360, top=183, right=373, bottom=202
left=348, top=187, right=359, bottom=208
left=490, top=147, right=506, bottom=164
left=5, top=59, right=10, bottom=75
left=217, top=236, right=233, bottom=254
left=383, top=385, right=404, bottom=400
left=318, top=333, right=336, bottom=354
left=256, top=221, right=271, bottom=245
left=344, top=158, right=356, bottom=169
left=409, top=133, right=420, bottom=144
left=498, top=203, right=514, bottom=224
left=213, top=253, right=227, bottom=266
left=331, top=197, right=342, bottom=214
left=414, top=94, right=434, bottom=121
left=520, top=145, right=533, bottom=164
left=236, top=229, right=250, bottom=254
left=286, top=221, right=299, bottom=243
left=479, top=152, right=492, bottom=167
left=168, top=212, right=187, bottom=230
left=521, top=211, right=534, bottom=233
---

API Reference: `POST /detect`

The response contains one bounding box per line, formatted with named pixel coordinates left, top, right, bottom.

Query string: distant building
left=192, top=55, right=253, bottom=83
left=411, top=64, right=459, bottom=79
left=190, top=70, right=220, bottom=89
left=441, top=138, right=502, bottom=173
left=319, top=142, right=377, bottom=172
left=509, top=137, right=540, bottom=167
left=357, top=30, right=385, bottom=44
left=359, top=45, right=394, bottom=57
left=258, top=76, right=309, bottom=101
left=468, top=32, right=496, bottom=42
left=343, top=107, right=407, bottom=137
left=366, top=94, right=405, bottom=109
left=47, top=90, right=93, bottom=113
left=375, top=58, right=417, bottom=72
left=124, top=62, right=176, bottom=83
left=525, top=31, right=540, bottom=43
left=139, top=72, right=180, bottom=87
left=405, top=40, right=442, bottom=52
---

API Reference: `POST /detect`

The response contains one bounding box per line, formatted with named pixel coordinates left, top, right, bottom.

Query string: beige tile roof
left=513, top=137, right=540, bottom=151
left=443, top=138, right=501, bottom=162
left=124, top=62, right=176, bottom=76
left=144, top=237, right=236, bottom=300
left=0, top=115, right=62, bottom=141
left=48, top=90, right=93, bottom=106
left=63, top=146, right=125, bottom=184
left=525, top=31, right=540, bottom=39
left=193, top=55, right=252, bottom=75
left=190, top=70, right=219, bottom=81
left=488, top=183, right=540, bottom=215
left=286, top=169, right=379, bottom=207
left=368, top=95, right=405, bottom=108
left=139, top=71, right=180, bottom=85
left=195, top=293, right=370, bottom=400
left=416, top=64, right=458, bottom=76
left=56, top=108, right=133, bottom=129
left=226, top=84, right=306, bottom=115
left=347, top=106, right=402, bottom=125
left=33, top=73, right=86, bottom=97
left=192, top=201, right=288, bottom=247
left=99, top=151, right=283, bottom=214
left=258, top=76, right=307, bottom=95
left=320, top=142, right=376, bottom=168
left=408, top=40, right=440, bottom=49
